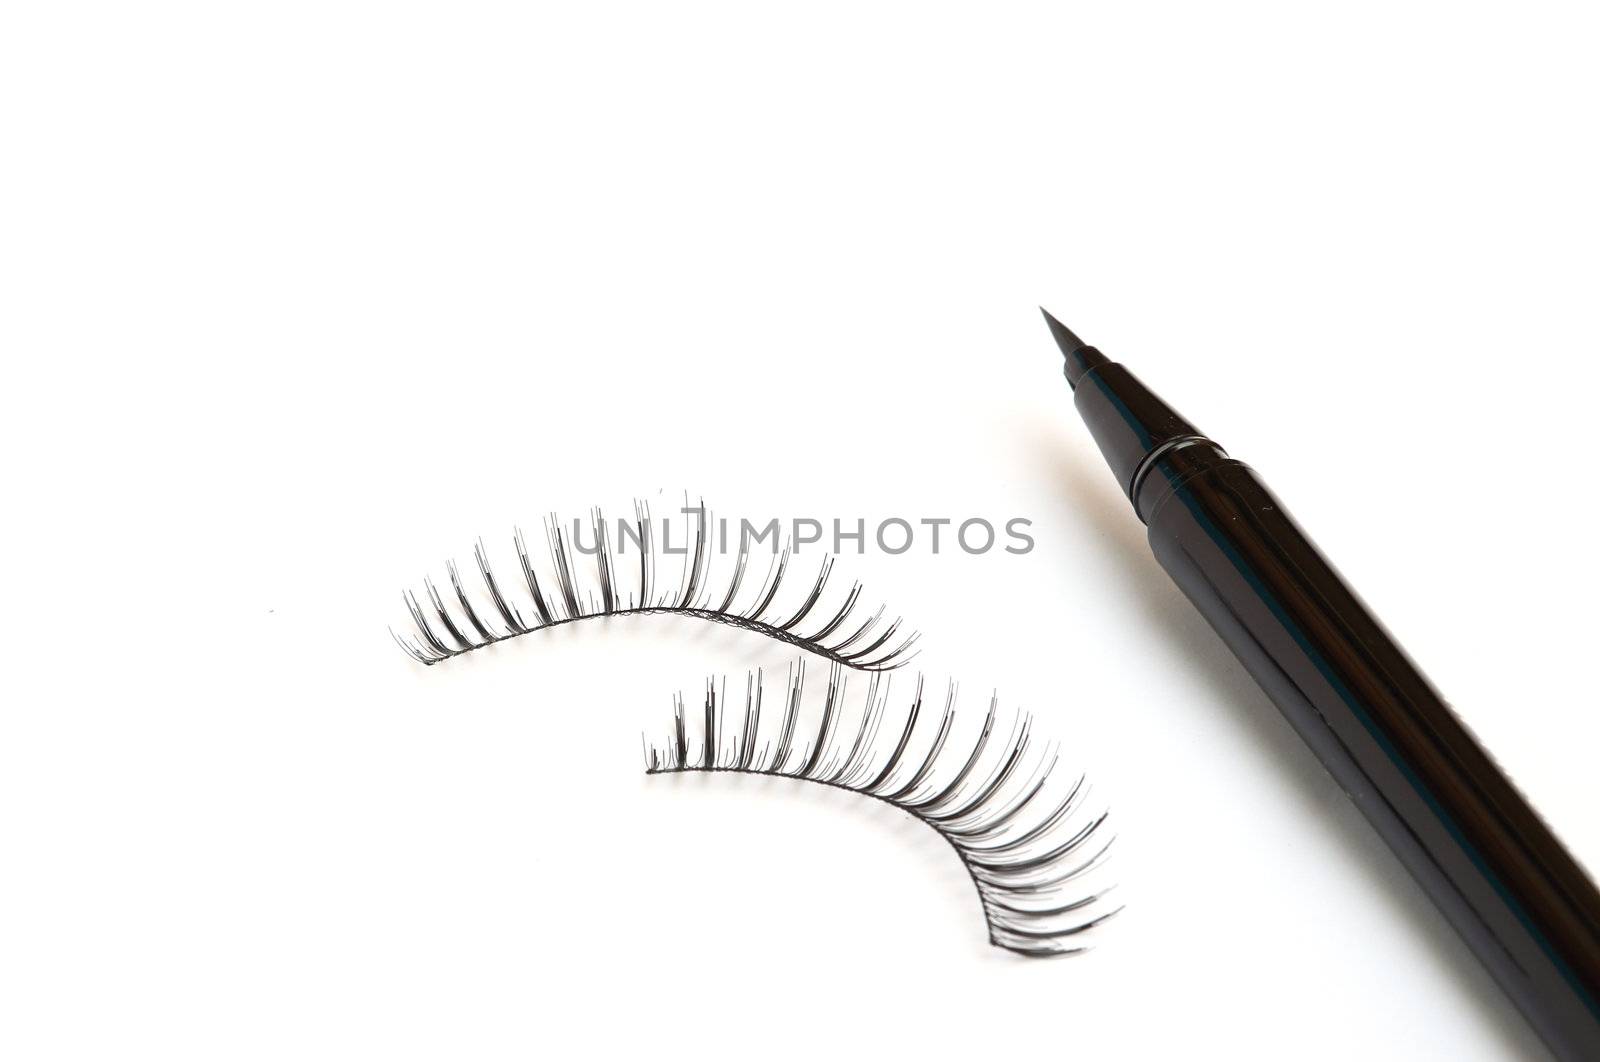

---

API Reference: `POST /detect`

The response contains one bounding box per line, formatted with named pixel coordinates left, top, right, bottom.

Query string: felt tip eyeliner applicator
left=1041, top=309, right=1600, bottom=1060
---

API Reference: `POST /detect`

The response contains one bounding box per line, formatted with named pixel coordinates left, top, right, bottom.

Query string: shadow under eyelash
left=391, top=500, right=922, bottom=671
left=643, top=662, right=1121, bottom=956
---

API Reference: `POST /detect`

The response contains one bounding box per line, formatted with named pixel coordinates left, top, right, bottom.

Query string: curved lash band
left=392, top=502, right=920, bottom=671
left=643, top=664, right=1120, bottom=957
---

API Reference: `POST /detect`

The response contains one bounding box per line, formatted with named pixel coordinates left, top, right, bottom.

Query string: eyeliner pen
left=1042, top=309, right=1600, bottom=1060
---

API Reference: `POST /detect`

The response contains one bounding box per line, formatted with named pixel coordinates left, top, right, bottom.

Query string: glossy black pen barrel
left=1063, top=343, right=1600, bottom=1060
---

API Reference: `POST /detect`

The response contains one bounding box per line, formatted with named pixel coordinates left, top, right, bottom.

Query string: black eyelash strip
left=392, top=501, right=921, bottom=671
left=643, top=662, right=1120, bottom=956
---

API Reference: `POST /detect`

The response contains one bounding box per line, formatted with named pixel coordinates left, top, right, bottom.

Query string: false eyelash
left=643, top=662, right=1120, bottom=957
left=392, top=501, right=921, bottom=671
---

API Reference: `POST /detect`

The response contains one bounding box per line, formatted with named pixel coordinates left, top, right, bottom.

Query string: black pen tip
left=1039, top=307, right=1084, bottom=353
left=1039, top=307, right=1109, bottom=390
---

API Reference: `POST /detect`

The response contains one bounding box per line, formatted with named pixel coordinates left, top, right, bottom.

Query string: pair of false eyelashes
left=395, top=502, right=1118, bottom=956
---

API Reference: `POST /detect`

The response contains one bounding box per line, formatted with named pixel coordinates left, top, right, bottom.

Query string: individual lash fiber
left=643, top=663, right=1120, bottom=957
left=393, top=501, right=921, bottom=671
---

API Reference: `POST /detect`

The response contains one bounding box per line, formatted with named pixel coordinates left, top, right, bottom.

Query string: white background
left=3, top=2, right=1598, bottom=1059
